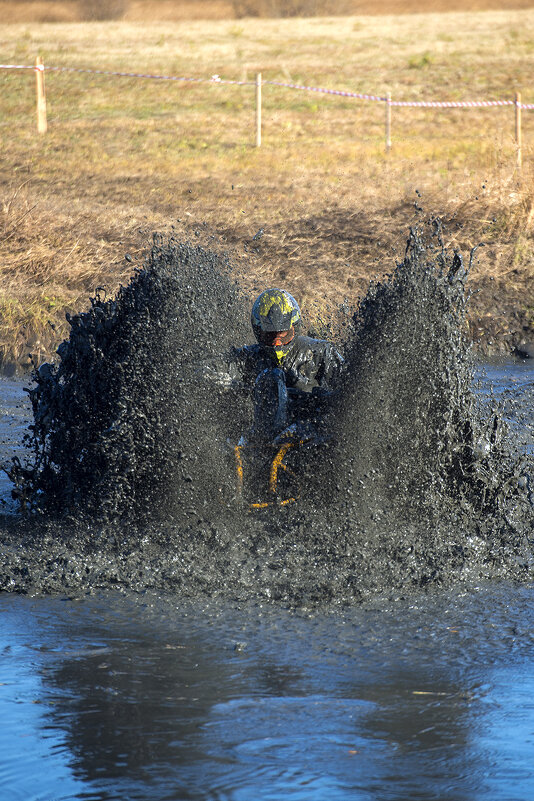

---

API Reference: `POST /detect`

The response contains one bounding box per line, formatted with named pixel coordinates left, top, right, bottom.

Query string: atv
left=232, top=368, right=326, bottom=510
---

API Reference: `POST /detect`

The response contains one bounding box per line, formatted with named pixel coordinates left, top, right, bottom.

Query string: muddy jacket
left=205, top=334, right=342, bottom=403
left=203, top=335, right=343, bottom=436
left=229, top=335, right=343, bottom=394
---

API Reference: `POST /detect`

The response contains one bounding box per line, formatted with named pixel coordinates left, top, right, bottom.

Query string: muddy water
left=1, top=361, right=533, bottom=800
left=0, top=375, right=31, bottom=515
left=2, top=586, right=534, bottom=801
left=475, top=359, right=534, bottom=456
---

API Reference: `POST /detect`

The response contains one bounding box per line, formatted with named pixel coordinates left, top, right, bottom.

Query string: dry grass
left=0, top=182, right=144, bottom=365
left=2, top=0, right=534, bottom=23
left=1, top=11, right=534, bottom=367
left=0, top=2, right=235, bottom=23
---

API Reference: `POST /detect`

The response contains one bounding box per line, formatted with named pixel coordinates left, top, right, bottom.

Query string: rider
left=209, top=288, right=344, bottom=443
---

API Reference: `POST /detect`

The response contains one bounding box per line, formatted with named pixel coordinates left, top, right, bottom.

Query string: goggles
left=257, top=327, right=295, bottom=348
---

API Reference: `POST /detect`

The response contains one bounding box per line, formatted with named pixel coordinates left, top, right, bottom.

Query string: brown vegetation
left=2, top=0, right=534, bottom=23
left=1, top=12, right=534, bottom=369
left=77, top=0, right=130, bottom=21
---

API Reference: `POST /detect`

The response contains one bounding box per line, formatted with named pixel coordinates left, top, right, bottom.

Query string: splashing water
left=1, top=226, right=532, bottom=603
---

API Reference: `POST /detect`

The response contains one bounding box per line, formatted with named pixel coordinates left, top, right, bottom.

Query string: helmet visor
left=257, top=326, right=295, bottom=348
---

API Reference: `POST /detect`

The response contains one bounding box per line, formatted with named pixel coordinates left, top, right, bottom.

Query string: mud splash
left=1, top=226, right=532, bottom=604
left=294, top=224, right=534, bottom=598
left=27, top=239, right=249, bottom=521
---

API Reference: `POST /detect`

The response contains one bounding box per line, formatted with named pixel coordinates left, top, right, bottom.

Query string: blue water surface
left=1, top=586, right=534, bottom=801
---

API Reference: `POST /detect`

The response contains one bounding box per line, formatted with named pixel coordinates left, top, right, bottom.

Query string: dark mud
left=0, top=226, right=533, bottom=605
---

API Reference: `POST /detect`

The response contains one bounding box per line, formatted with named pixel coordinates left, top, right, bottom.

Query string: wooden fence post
left=35, top=55, right=47, bottom=134
left=385, top=92, right=392, bottom=152
left=255, top=72, right=262, bottom=148
left=515, top=91, right=522, bottom=169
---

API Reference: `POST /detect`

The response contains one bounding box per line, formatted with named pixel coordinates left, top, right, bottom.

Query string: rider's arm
left=286, top=340, right=344, bottom=394
left=199, top=346, right=254, bottom=393
left=316, top=342, right=345, bottom=389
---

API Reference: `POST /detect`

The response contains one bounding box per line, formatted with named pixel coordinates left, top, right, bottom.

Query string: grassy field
left=1, top=10, right=534, bottom=367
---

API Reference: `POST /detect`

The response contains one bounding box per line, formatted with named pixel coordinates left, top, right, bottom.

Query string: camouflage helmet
left=251, top=288, right=301, bottom=364
left=251, top=288, right=301, bottom=338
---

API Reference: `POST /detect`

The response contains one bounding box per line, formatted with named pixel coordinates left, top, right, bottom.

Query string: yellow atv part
left=234, top=441, right=302, bottom=510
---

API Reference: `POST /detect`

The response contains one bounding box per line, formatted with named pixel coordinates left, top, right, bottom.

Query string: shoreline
left=1, top=205, right=533, bottom=373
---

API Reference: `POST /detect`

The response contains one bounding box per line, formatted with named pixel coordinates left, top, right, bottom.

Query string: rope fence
left=1, top=59, right=531, bottom=165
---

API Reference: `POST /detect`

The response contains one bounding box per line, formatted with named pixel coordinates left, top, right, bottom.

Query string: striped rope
left=0, top=64, right=36, bottom=70
left=0, top=64, right=253, bottom=85
left=0, top=63, right=530, bottom=108
left=264, top=79, right=386, bottom=102
left=391, top=99, right=515, bottom=108
left=44, top=66, right=256, bottom=86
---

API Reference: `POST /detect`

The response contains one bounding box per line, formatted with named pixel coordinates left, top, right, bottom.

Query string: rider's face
left=258, top=326, right=295, bottom=348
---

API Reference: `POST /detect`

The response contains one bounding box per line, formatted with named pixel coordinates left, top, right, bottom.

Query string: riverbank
left=2, top=174, right=533, bottom=373
left=1, top=13, right=534, bottom=368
